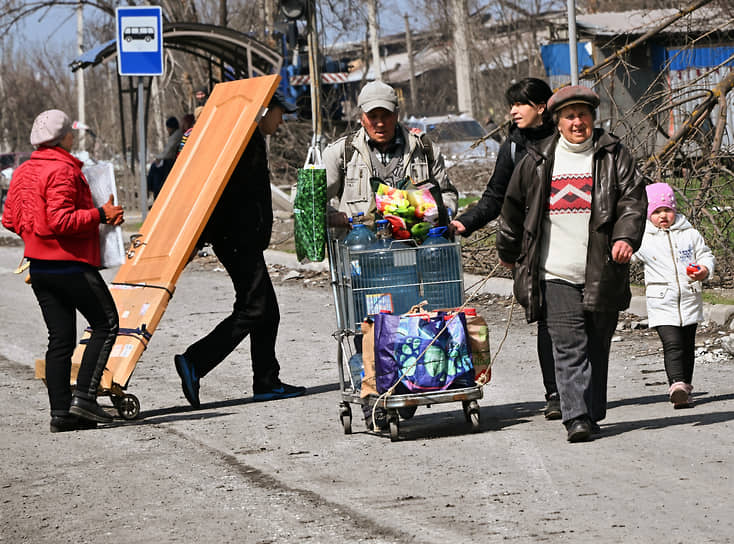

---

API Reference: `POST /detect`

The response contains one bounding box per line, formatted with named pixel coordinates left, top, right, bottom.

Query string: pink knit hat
left=646, top=182, right=676, bottom=219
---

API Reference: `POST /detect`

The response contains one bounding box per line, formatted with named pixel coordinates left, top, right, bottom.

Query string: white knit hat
left=30, top=109, right=73, bottom=147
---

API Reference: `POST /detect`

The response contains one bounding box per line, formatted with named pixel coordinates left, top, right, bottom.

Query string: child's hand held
left=686, top=263, right=708, bottom=281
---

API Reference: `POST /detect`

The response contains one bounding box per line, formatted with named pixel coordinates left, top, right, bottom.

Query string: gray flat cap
left=547, top=85, right=600, bottom=114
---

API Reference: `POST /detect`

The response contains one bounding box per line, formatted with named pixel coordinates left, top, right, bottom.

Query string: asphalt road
left=1, top=244, right=733, bottom=544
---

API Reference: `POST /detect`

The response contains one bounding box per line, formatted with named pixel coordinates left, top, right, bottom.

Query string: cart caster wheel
left=398, top=405, right=417, bottom=420
left=465, top=400, right=480, bottom=432
left=117, top=394, right=140, bottom=420
left=339, top=404, right=352, bottom=435
left=388, top=414, right=400, bottom=442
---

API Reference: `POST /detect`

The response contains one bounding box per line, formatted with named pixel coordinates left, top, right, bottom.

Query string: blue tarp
left=651, top=45, right=734, bottom=71
left=540, top=42, right=594, bottom=76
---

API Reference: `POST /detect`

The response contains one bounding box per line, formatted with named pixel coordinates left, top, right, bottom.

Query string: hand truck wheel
left=117, top=393, right=140, bottom=420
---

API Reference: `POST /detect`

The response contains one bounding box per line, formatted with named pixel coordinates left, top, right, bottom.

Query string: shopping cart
left=327, top=232, right=483, bottom=441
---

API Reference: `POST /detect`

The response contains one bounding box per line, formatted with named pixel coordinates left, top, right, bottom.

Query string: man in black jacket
left=174, top=91, right=306, bottom=407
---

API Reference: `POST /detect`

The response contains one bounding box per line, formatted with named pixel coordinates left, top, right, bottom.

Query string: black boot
left=69, top=396, right=113, bottom=423
left=565, top=416, right=592, bottom=443
left=543, top=392, right=562, bottom=420
left=50, top=414, right=98, bottom=433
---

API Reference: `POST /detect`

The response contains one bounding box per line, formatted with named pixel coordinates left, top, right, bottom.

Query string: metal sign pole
left=115, top=5, right=163, bottom=220
left=138, top=78, right=147, bottom=220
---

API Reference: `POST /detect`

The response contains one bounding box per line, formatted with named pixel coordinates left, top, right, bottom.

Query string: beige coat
left=323, top=124, right=457, bottom=225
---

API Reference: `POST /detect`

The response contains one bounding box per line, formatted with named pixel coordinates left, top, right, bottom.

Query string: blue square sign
left=116, top=6, right=163, bottom=76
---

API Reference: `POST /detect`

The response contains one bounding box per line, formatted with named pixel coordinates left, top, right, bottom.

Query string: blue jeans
left=541, top=280, right=618, bottom=424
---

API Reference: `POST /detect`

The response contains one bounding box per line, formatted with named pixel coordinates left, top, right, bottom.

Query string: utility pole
left=220, top=0, right=227, bottom=26
left=368, top=0, right=381, bottom=80
left=567, top=0, right=579, bottom=85
left=307, top=0, right=322, bottom=141
left=264, top=0, right=276, bottom=43
left=220, top=0, right=228, bottom=83
left=404, top=14, right=417, bottom=114
left=76, top=1, right=85, bottom=151
left=450, top=0, right=473, bottom=116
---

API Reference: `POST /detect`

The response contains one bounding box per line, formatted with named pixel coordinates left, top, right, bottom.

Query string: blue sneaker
left=174, top=354, right=200, bottom=408
left=252, top=382, right=306, bottom=402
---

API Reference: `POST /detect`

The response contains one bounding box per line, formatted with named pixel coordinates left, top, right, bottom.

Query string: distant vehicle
left=1, top=152, right=31, bottom=214
left=403, top=114, right=499, bottom=168
left=124, top=26, right=155, bottom=42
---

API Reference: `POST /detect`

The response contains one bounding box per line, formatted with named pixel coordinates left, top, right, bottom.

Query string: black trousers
left=31, top=266, right=119, bottom=416
left=183, top=237, right=280, bottom=391
left=655, top=324, right=697, bottom=385
left=537, top=319, right=557, bottom=398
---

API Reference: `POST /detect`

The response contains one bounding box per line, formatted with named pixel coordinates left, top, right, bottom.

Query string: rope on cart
left=81, top=326, right=153, bottom=347
left=370, top=261, right=517, bottom=431
left=110, top=282, right=174, bottom=298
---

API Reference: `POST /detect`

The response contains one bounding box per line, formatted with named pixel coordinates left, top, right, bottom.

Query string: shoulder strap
left=344, top=133, right=360, bottom=171
left=510, top=141, right=516, bottom=166
left=418, top=132, right=435, bottom=167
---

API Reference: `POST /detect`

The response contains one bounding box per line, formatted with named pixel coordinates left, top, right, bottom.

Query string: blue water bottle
left=418, top=226, right=463, bottom=310
left=342, top=214, right=376, bottom=323
left=364, top=220, right=420, bottom=315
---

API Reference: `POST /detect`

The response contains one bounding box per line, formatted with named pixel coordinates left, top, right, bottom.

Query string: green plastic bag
left=293, top=145, right=327, bottom=263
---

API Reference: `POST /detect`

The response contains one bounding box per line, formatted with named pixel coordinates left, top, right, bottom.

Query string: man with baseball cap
left=323, top=80, right=457, bottom=232
left=322, top=80, right=457, bottom=431
left=496, top=85, right=647, bottom=442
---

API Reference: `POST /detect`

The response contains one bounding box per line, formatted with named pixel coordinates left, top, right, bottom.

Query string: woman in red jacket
left=2, top=109, right=124, bottom=432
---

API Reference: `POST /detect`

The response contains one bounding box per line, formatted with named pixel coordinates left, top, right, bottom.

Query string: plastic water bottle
left=342, top=215, right=376, bottom=324
left=373, top=219, right=392, bottom=247
left=364, top=220, right=420, bottom=315
left=418, top=226, right=463, bottom=310
left=347, top=352, right=363, bottom=392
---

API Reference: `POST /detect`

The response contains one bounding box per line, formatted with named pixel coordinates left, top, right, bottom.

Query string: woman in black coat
left=450, top=78, right=560, bottom=419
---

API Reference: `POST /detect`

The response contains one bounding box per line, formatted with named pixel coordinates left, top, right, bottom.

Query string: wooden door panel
left=68, top=75, right=281, bottom=393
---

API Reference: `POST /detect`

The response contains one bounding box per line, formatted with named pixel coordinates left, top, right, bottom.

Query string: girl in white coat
left=633, top=183, right=715, bottom=408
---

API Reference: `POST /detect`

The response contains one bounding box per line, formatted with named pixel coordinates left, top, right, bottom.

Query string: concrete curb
left=4, top=223, right=732, bottom=328
left=464, top=272, right=733, bottom=329
left=264, top=249, right=329, bottom=273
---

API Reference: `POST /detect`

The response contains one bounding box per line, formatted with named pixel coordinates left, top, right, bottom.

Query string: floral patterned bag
left=373, top=311, right=474, bottom=393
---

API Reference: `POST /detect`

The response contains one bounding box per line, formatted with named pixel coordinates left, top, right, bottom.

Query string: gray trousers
left=541, top=280, right=618, bottom=424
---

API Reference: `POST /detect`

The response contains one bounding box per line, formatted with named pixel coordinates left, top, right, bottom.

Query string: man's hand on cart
left=327, top=210, right=350, bottom=229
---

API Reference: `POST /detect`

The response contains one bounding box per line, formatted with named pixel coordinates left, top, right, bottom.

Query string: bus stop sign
left=116, top=6, right=163, bottom=76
